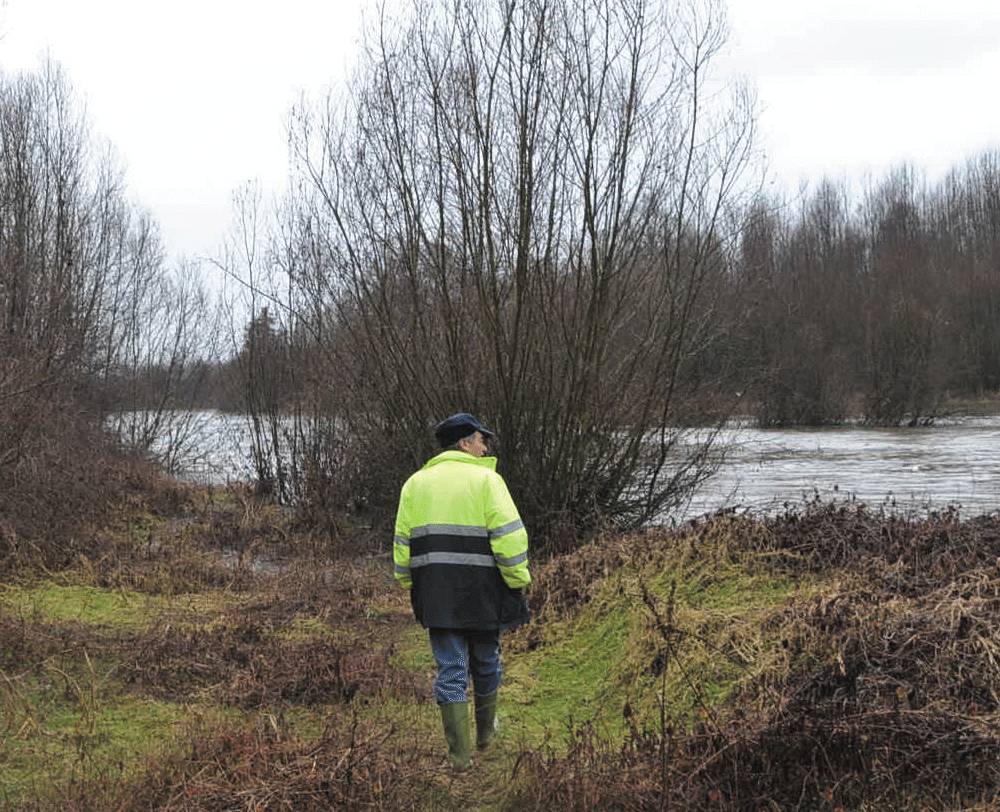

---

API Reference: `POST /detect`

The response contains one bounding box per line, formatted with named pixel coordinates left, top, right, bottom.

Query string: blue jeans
left=428, top=628, right=503, bottom=704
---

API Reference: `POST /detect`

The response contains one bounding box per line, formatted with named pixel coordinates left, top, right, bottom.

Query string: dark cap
left=434, top=413, right=496, bottom=448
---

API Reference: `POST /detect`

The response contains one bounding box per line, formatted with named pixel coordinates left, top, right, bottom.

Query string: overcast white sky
left=2, top=0, right=999, bottom=265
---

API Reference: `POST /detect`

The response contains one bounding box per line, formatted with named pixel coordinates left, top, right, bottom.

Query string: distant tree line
left=727, top=162, right=1000, bottom=427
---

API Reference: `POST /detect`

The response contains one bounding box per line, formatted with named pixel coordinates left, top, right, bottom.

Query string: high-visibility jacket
left=393, top=450, right=531, bottom=631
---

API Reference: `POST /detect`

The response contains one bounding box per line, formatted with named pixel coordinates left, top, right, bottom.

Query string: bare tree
left=0, top=57, right=213, bottom=563
left=0, top=59, right=149, bottom=457
left=741, top=181, right=863, bottom=426
left=103, top=257, right=224, bottom=477
left=935, top=152, right=1000, bottom=394
left=213, top=181, right=308, bottom=499
left=859, top=167, right=947, bottom=425
left=0, top=61, right=105, bottom=381
left=0, top=56, right=223, bottom=473
left=267, top=0, right=758, bottom=546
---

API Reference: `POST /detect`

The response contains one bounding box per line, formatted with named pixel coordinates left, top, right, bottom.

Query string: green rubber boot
left=474, top=691, right=499, bottom=750
left=439, top=701, right=473, bottom=770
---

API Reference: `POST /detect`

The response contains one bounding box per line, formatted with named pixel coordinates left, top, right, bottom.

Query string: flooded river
left=683, top=416, right=1000, bottom=520
left=161, top=413, right=1000, bottom=522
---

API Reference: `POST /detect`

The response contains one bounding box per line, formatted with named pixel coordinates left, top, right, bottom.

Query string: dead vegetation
left=509, top=503, right=1000, bottom=811
left=110, top=715, right=442, bottom=812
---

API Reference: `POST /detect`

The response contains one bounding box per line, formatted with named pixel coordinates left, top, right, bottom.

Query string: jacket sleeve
left=393, top=485, right=413, bottom=589
left=485, top=473, right=531, bottom=589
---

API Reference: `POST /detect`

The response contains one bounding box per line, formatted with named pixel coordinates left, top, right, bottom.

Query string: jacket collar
left=422, top=449, right=498, bottom=471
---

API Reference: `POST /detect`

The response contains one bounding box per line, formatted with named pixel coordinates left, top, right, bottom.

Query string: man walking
left=393, top=413, right=531, bottom=770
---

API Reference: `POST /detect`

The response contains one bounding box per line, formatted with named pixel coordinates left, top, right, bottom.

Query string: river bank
left=2, top=484, right=1000, bottom=810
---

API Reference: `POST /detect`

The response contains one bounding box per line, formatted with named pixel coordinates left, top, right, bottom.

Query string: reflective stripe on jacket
left=393, top=450, right=531, bottom=630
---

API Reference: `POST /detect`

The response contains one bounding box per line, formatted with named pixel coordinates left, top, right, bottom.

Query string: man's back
left=394, top=449, right=530, bottom=630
